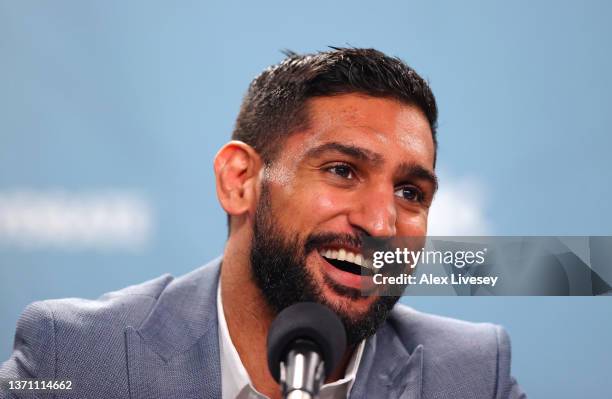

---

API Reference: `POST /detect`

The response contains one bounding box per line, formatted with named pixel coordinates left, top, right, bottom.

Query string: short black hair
left=232, top=47, right=438, bottom=165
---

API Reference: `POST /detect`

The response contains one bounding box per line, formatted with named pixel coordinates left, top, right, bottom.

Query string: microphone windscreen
left=267, top=302, right=347, bottom=382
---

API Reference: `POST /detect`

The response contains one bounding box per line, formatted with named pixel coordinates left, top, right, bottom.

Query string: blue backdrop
left=1, top=1, right=611, bottom=397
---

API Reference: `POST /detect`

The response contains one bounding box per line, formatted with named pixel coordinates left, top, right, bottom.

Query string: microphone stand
left=279, top=339, right=325, bottom=399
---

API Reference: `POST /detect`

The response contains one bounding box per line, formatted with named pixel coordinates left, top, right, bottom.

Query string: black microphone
left=267, top=302, right=347, bottom=399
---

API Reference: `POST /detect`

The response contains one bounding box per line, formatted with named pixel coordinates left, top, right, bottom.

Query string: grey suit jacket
left=1, top=257, right=525, bottom=399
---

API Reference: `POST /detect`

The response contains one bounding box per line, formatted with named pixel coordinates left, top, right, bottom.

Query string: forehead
left=285, top=94, right=435, bottom=168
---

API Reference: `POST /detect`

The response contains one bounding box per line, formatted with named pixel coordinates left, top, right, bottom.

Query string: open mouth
left=318, top=248, right=373, bottom=276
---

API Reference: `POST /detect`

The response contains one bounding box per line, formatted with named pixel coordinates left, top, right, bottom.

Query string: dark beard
left=249, top=184, right=400, bottom=347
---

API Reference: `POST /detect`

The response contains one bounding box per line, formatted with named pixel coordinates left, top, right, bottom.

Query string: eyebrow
left=395, top=162, right=438, bottom=193
left=304, top=142, right=383, bottom=165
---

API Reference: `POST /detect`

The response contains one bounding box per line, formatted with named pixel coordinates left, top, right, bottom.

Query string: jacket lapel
left=125, top=257, right=223, bottom=399
left=350, top=319, right=424, bottom=399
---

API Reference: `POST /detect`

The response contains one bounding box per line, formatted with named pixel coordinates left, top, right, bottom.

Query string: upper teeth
left=320, top=248, right=370, bottom=269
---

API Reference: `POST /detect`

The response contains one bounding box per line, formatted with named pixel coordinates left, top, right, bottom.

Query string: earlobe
left=214, top=140, right=262, bottom=217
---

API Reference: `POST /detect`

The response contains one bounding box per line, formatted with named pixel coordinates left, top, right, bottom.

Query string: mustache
left=304, top=232, right=402, bottom=259
left=304, top=232, right=364, bottom=254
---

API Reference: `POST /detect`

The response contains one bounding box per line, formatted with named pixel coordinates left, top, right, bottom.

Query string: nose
left=347, top=185, right=397, bottom=237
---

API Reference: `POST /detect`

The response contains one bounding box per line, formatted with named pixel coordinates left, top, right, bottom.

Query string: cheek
left=271, top=180, right=345, bottom=226
left=313, top=194, right=338, bottom=212
left=397, top=211, right=429, bottom=236
left=291, top=191, right=343, bottom=223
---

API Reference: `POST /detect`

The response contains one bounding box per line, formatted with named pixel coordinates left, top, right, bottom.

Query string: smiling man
left=1, top=48, right=525, bottom=399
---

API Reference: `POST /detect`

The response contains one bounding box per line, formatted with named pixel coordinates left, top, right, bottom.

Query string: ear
left=214, top=140, right=263, bottom=219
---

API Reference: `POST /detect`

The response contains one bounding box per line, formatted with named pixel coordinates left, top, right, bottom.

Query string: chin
left=318, top=279, right=379, bottom=319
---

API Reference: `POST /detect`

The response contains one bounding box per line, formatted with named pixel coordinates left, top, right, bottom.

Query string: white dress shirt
left=217, top=283, right=365, bottom=399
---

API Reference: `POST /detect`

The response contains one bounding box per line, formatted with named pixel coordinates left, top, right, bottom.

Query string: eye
left=394, top=185, right=423, bottom=202
left=326, top=164, right=355, bottom=179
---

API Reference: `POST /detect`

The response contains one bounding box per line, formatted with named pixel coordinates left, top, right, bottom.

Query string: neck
left=220, top=233, right=353, bottom=399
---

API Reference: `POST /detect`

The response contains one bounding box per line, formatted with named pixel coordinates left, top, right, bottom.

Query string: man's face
left=250, top=94, right=437, bottom=345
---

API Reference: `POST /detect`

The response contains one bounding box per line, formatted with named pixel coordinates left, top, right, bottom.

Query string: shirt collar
left=217, top=281, right=365, bottom=399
